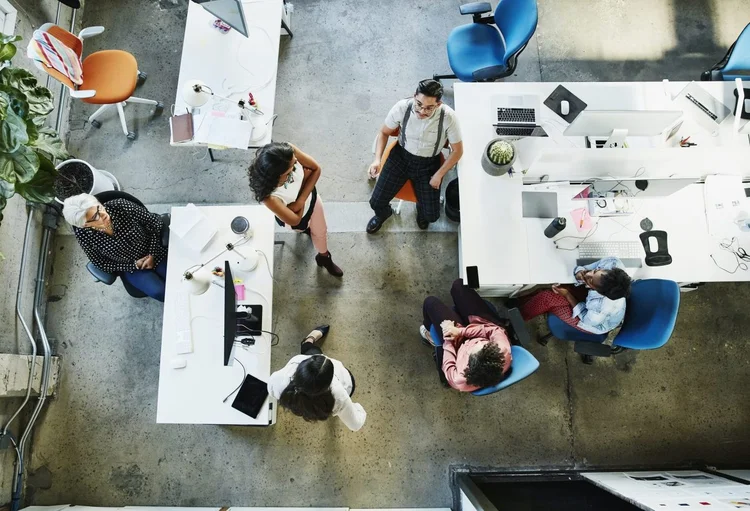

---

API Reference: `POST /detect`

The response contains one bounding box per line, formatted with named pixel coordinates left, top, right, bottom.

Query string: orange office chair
left=32, top=24, right=163, bottom=140
left=375, top=129, right=448, bottom=215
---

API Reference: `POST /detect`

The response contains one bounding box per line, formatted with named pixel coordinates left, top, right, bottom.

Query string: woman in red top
left=420, top=279, right=512, bottom=392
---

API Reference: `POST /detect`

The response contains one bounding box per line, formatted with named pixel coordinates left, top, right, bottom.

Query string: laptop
left=491, top=94, right=548, bottom=138
left=522, top=191, right=558, bottom=218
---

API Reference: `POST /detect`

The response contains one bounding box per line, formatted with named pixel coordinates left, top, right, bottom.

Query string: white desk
left=157, top=205, right=276, bottom=425
left=454, top=81, right=750, bottom=296
left=171, top=0, right=284, bottom=150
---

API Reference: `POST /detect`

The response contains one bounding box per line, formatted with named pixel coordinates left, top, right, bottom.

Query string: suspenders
left=399, top=101, right=446, bottom=157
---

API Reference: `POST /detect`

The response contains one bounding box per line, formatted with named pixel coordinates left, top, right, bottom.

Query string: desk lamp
left=182, top=80, right=263, bottom=116
left=182, top=233, right=258, bottom=295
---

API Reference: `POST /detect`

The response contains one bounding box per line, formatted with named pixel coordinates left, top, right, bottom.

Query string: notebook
left=170, top=112, right=194, bottom=143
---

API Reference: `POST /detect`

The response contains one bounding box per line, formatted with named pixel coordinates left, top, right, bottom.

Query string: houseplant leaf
left=0, top=42, right=16, bottom=63
left=30, top=127, right=69, bottom=160
left=0, top=145, right=39, bottom=183
left=0, top=105, right=29, bottom=153
left=0, top=34, right=22, bottom=45
left=0, top=178, right=13, bottom=198
left=25, top=86, right=55, bottom=120
left=15, top=153, right=56, bottom=203
left=0, top=84, right=29, bottom=119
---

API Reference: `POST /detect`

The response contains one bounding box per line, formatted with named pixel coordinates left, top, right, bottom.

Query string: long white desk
left=157, top=205, right=276, bottom=425
left=171, top=0, right=284, bottom=150
left=455, top=81, right=750, bottom=296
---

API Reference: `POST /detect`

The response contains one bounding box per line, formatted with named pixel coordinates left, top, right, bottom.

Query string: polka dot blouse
left=73, top=199, right=168, bottom=274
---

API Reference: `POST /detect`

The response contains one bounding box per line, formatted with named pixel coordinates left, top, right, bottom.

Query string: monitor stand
left=587, top=128, right=628, bottom=149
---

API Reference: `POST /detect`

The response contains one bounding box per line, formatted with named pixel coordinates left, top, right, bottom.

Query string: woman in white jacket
left=267, top=326, right=366, bottom=431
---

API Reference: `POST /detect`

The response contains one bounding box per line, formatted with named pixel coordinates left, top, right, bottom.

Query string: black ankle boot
left=315, top=251, right=343, bottom=277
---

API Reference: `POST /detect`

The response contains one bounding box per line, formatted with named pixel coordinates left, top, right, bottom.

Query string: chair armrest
left=573, top=340, right=612, bottom=357
left=70, top=90, right=96, bottom=99
left=160, top=213, right=171, bottom=248
left=508, top=308, right=532, bottom=348
left=459, top=2, right=492, bottom=15
left=86, top=262, right=117, bottom=285
left=78, top=26, right=105, bottom=39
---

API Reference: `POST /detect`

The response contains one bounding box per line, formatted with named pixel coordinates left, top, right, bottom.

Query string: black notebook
left=231, top=373, right=269, bottom=419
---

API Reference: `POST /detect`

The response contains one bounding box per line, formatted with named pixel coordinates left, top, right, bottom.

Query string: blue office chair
left=539, top=279, right=680, bottom=364
left=428, top=299, right=539, bottom=395
left=434, top=0, right=538, bottom=83
left=85, top=190, right=170, bottom=298
left=701, top=22, right=750, bottom=81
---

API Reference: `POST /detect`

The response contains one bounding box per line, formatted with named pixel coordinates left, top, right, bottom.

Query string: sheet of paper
left=704, top=174, right=746, bottom=238
left=171, top=203, right=204, bottom=238
left=193, top=111, right=253, bottom=149
left=571, top=207, right=592, bottom=232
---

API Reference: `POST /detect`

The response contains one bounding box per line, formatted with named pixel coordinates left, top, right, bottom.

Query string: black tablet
left=231, top=373, right=269, bottom=419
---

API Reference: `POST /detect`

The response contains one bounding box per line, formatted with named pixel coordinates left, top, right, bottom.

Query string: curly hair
left=464, top=342, right=505, bottom=388
left=598, top=267, right=632, bottom=300
left=247, top=142, right=295, bottom=202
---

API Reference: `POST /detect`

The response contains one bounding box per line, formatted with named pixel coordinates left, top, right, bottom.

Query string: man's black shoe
left=417, top=214, right=429, bottom=230
left=366, top=210, right=392, bottom=234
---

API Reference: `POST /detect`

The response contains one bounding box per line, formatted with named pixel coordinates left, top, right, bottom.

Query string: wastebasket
left=445, top=178, right=460, bottom=222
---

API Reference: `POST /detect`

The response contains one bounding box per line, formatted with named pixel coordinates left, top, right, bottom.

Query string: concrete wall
left=0, top=0, right=75, bottom=504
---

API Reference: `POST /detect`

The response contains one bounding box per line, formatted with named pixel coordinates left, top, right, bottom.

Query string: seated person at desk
left=62, top=193, right=168, bottom=302
left=366, top=79, right=463, bottom=232
left=248, top=142, right=343, bottom=277
left=519, top=257, right=632, bottom=335
left=420, top=279, right=512, bottom=392
left=268, top=325, right=366, bottom=432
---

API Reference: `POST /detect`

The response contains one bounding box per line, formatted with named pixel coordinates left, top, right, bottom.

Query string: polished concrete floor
left=24, top=0, right=750, bottom=507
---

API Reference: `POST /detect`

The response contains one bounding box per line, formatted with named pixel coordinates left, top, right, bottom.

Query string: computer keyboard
left=577, top=241, right=643, bottom=268
left=494, top=125, right=544, bottom=137
left=497, top=107, right=536, bottom=124
left=174, top=292, right=193, bottom=354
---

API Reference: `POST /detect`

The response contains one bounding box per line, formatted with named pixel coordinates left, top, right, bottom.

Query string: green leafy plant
left=0, top=33, right=70, bottom=226
left=488, top=140, right=514, bottom=165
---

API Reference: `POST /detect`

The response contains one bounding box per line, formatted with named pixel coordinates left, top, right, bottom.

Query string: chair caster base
left=137, top=71, right=147, bottom=85
left=581, top=354, right=594, bottom=365
left=154, top=102, right=164, bottom=116
left=538, top=332, right=552, bottom=346
left=91, top=120, right=102, bottom=129
left=611, top=346, right=626, bottom=355
left=127, top=131, right=137, bottom=141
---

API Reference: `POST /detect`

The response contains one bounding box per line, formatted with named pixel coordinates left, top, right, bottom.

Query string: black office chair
left=85, top=190, right=170, bottom=298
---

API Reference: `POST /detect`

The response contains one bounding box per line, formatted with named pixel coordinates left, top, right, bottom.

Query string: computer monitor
left=223, top=260, right=235, bottom=366
left=564, top=110, right=683, bottom=148
left=193, top=0, right=249, bottom=37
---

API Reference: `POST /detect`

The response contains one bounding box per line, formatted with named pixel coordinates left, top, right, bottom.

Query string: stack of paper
left=170, top=203, right=218, bottom=253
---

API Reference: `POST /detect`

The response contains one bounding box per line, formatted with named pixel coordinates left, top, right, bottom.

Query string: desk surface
left=172, top=0, right=283, bottom=149
left=157, top=205, right=276, bottom=425
left=455, top=81, right=750, bottom=294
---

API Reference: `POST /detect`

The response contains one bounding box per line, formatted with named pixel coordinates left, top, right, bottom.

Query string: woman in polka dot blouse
left=63, top=193, right=169, bottom=301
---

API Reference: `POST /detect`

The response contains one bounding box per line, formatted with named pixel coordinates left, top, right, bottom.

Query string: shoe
left=366, top=209, right=393, bottom=234
left=419, top=325, right=436, bottom=347
left=315, top=251, right=344, bottom=277
left=303, top=324, right=330, bottom=344
left=416, top=214, right=429, bottom=230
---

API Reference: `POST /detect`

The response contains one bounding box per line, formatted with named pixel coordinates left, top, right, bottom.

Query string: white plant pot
left=481, top=139, right=516, bottom=177
left=54, top=159, right=120, bottom=204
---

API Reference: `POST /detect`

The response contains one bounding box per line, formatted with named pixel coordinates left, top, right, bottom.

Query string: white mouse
left=560, top=100, right=570, bottom=116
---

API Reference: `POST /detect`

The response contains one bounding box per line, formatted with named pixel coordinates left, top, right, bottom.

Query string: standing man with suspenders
left=366, top=79, right=464, bottom=233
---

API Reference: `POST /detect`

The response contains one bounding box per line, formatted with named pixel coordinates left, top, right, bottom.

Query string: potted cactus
left=481, top=139, right=516, bottom=176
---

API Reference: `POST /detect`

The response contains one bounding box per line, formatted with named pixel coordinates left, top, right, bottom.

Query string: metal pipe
left=11, top=210, right=55, bottom=510
left=3, top=207, right=39, bottom=436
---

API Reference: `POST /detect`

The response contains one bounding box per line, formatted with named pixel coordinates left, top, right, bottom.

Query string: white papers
left=171, top=203, right=218, bottom=253
left=193, top=110, right=253, bottom=149
left=704, top=174, right=746, bottom=238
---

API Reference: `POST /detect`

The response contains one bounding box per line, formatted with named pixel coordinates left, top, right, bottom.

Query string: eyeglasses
left=89, top=205, right=102, bottom=223
left=413, top=99, right=439, bottom=114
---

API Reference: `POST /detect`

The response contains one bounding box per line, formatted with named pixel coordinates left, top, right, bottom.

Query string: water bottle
left=544, top=217, right=566, bottom=238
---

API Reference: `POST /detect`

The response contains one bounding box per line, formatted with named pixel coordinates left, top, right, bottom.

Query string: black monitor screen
left=223, top=260, right=235, bottom=366
left=193, top=0, right=249, bottom=37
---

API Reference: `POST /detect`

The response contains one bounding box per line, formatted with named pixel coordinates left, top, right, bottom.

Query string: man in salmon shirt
left=420, top=279, right=512, bottom=391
